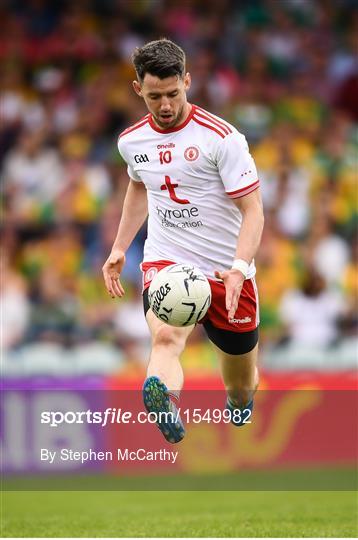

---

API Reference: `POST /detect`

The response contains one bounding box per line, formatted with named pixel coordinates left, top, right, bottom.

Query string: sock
left=228, top=393, right=254, bottom=409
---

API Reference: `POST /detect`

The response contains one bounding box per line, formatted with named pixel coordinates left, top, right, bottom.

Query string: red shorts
left=141, top=260, right=259, bottom=333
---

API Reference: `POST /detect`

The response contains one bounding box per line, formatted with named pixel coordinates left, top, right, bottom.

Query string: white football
left=148, top=263, right=212, bottom=327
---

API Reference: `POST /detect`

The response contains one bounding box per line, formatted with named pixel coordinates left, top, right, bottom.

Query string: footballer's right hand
left=102, top=249, right=126, bottom=298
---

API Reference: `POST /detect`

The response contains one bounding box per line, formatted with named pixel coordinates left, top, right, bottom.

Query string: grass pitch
left=1, top=489, right=357, bottom=537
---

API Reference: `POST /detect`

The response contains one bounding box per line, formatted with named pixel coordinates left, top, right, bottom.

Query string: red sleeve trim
left=192, top=116, right=227, bottom=138
left=195, top=108, right=232, bottom=135
left=227, top=180, right=260, bottom=199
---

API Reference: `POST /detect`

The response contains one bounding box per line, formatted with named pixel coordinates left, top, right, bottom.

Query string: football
left=148, top=263, right=212, bottom=327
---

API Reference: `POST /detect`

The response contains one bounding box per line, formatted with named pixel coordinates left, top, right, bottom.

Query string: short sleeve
left=216, top=131, right=259, bottom=199
left=126, top=164, right=141, bottom=182
left=117, top=137, right=142, bottom=182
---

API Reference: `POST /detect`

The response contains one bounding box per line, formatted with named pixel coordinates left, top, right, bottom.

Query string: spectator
left=0, top=251, right=30, bottom=350
left=2, top=128, right=63, bottom=225
left=27, top=267, right=80, bottom=346
left=279, top=268, right=345, bottom=348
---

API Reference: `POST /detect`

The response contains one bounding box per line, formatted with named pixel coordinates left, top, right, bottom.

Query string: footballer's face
left=133, top=73, right=191, bottom=129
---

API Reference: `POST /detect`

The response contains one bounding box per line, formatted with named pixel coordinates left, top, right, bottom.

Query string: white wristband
left=232, top=258, right=249, bottom=278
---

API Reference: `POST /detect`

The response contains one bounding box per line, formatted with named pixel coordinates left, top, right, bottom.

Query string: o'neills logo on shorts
left=229, top=316, right=252, bottom=324
left=145, top=267, right=158, bottom=284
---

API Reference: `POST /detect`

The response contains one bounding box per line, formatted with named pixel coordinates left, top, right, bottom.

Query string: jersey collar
left=149, top=104, right=195, bottom=133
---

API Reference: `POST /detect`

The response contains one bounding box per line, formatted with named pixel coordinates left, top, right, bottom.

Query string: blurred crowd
left=1, top=0, right=357, bottom=374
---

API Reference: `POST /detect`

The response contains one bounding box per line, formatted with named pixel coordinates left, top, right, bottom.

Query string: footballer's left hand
left=214, top=268, right=245, bottom=320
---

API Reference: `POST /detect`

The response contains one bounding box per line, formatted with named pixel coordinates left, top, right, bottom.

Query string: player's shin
left=220, top=347, right=259, bottom=427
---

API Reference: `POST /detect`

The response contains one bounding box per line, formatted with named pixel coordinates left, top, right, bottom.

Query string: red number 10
left=159, top=150, right=172, bottom=164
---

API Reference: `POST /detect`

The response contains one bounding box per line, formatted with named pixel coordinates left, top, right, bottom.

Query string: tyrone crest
left=184, top=146, right=200, bottom=161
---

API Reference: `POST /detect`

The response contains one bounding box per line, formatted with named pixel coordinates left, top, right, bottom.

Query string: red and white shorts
left=141, top=260, right=259, bottom=333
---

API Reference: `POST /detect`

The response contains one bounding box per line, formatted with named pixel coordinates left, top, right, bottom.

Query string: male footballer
left=102, top=38, right=264, bottom=443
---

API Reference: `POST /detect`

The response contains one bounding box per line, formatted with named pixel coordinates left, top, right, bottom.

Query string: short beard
left=154, top=104, right=185, bottom=129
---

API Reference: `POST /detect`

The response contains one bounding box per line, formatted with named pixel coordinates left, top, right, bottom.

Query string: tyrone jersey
left=117, top=104, right=259, bottom=279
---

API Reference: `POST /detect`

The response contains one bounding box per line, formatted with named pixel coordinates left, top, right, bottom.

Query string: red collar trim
left=149, top=104, right=195, bottom=133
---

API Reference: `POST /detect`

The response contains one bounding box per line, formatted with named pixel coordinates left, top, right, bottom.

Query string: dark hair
left=132, top=38, right=186, bottom=82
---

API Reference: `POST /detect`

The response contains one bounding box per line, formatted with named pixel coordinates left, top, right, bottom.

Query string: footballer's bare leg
left=142, top=309, right=194, bottom=443
left=145, top=309, right=194, bottom=390
left=217, top=343, right=259, bottom=426
left=219, top=343, right=259, bottom=406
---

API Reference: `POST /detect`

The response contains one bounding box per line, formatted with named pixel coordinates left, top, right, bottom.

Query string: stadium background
left=1, top=0, right=357, bottom=537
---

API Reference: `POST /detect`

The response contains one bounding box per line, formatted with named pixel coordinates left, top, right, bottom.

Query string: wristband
left=232, top=258, right=249, bottom=278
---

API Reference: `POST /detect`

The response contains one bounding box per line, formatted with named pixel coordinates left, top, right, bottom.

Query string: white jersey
left=117, top=104, right=259, bottom=279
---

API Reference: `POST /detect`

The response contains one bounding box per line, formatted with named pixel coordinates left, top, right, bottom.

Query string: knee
left=152, top=325, right=186, bottom=352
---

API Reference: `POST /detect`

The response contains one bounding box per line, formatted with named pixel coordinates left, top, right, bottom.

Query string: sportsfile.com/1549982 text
left=40, top=407, right=252, bottom=427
